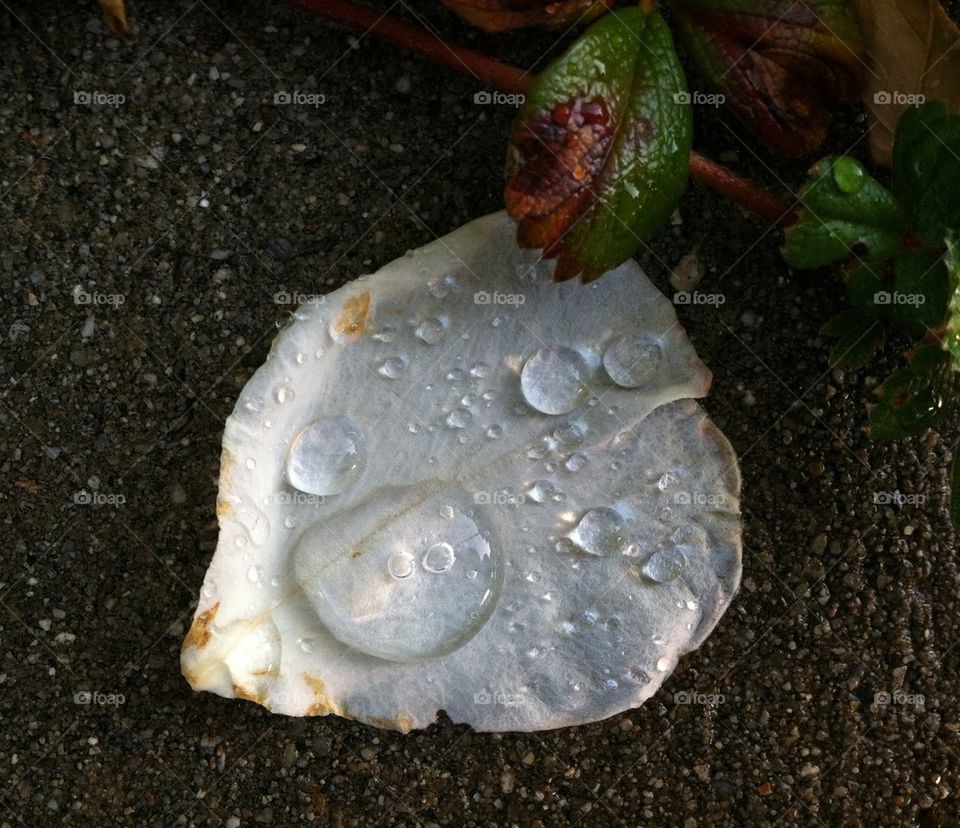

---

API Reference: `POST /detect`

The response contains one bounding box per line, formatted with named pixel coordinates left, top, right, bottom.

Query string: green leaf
left=505, top=6, right=692, bottom=282
left=893, top=102, right=960, bottom=246
left=883, top=249, right=950, bottom=338
left=821, top=309, right=884, bottom=370
left=869, top=344, right=956, bottom=440
left=782, top=156, right=907, bottom=269
left=944, top=235, right=960, bottom=365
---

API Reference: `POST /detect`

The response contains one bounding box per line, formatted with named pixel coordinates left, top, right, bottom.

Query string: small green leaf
left=845, top=259, right=888, bottom=311
left=820, top=309, right=884, bottom=370
left=505, top=7, right=692, bottom=281
left=893, top=102, right=960, bottom=246
left=782, top=156, right=906, bottom=269
left=884, top=249, right=950, bottom=338
left=944, top=236, right=960, bottom=365
left=869, top=345, right=956, bottom=441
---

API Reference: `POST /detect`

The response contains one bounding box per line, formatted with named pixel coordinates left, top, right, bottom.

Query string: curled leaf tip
left=672, top=0, right=865, bottom=156
left=440, top=0, right=614, bottom=32
left=99, top=0, right=134, bottom=39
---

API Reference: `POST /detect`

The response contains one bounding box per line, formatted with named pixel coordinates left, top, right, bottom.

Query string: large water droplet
left=293, top=494, right=501, bottom=662
left=526, top=480, right=556, bottom=504
left=520, top=346, right=590, bottom=415
left=446, top=408, right=472, bottom=429
left=832, top=156, right=866, bottom=194
left=642, top=547, right=686, bottom=583
left=574, top=507, right=625, bottom=556
left=285, top=417, right=366, bottom=496
left=602, top=332, right=663, bottom=388
left=274, top=383, right=296, bottom=404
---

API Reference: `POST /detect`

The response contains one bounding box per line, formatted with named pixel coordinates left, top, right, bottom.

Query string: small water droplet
left=428, top=273, right=456, bottom=298
left=656, top=656, right=671, bottom=672
left=603, top=332, right=663, bottom=388
left=245, top=458, right=256, bottom=470
left=388, top=551, right=415, bottom=579
left=298, top=637, right=314, bottom=653
left=564, top=452, right=587, bottom=472
left=466, top=569, right=478, bottom=580
left=520, top=346, right=590, bottom=415
left=378, top=356, right=406, bottom=379
left=642, top=547, right=686, bottom=583
left=446, top=368, right=466, bottom=383
left=439, top=505, right=455, bottom=519
left=415, top=318, right=445, bottom=345
left=446, top=408, right=472, bottom=429
left=373, top=326, right=396, bottom=343
left=247, top=565, right=262, bottom=583
left=574, top=507, right=625, bottom=556
left=526, top=479, right=556, bottom=503
left=486, top=424, right=503, bottom=439
left=295, top=351, right=307, bottom=364
left=470, top=362, right=490, bottom=378
left=274, top=383, right=296, bottom=404
left=423, top=542, right=455, bottom=573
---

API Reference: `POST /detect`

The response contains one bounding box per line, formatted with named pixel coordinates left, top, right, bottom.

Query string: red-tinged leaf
left=505, top=7, right=692, bottom=282
left=439, top=0, right=613, bottom=32
left=672, top=0, right=865, bottom=156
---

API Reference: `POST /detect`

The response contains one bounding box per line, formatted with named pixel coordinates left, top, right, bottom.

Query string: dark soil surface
left=2, top=1, right=958, bottom=826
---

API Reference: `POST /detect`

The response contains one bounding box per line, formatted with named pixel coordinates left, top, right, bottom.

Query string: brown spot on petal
left=233, top=683, right=265, bottom=704
left=304, top=674, right=345, bottom=717
left=183, top=603, right=220, bottom=651
left=334, top=292, right=372, bottom=339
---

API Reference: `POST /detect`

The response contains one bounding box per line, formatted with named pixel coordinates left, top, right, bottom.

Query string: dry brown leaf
left=850, top=0, right=960, bottom=167
left=98, top=0, right=134, bottom=39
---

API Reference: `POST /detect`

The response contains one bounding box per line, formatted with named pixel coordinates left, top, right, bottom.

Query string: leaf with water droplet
left=182, top=212, right=741, bottom=732
left=782, top=156, right=907, bottom=270
left=505, top=6, right=692, bottom=282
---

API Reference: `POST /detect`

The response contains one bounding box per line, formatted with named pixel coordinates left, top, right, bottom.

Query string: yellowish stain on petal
left=333, top=292, right=372, bottom=338
left=183, top=602, right=220, bottom=651
left=304, top=674, right=344, bottom=717
left=233, top=683, right=265, bottom=704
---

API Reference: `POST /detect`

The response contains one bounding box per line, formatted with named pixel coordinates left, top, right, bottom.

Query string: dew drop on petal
left=415, top=318, right=445, bottom=345
left=602, top=332, right=663, bottom=389
left=423, top=542, right=456, bottom=573
left=378, top=356, right=406, bottom=379
left=574, top=507, right=625, bottom=556
left=520, top=346, right=590, bottom=415
left=286, top=417, right=366, bottom=496
left=641, top=547, right=686, bottom=583
left=388, top=551, right=415, bottom=579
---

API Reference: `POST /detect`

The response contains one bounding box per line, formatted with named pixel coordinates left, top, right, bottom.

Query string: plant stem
left=278, top=0, right=797, bottom=227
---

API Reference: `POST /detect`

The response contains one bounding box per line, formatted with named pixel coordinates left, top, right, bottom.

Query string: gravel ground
left=2, top=1, right=959, bottom=826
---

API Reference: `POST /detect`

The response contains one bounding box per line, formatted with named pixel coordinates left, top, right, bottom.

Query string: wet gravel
left=1, top=1, right=959, bottom=825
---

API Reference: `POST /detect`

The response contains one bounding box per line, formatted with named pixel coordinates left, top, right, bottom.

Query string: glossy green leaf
left=505, top=6, right=692, bottom=282
left=820, top=309, right=884, bottom=370
left=893, top=102, right=960, bottom=246
left=884, top=249, right=950, bottom=338
left=782, top=157, right=907, bottom=269
left=869, top=345, right=956, bottom=441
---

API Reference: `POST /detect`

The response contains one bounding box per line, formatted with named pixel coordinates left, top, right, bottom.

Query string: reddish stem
left=279, top=0, right=797, bottom=228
